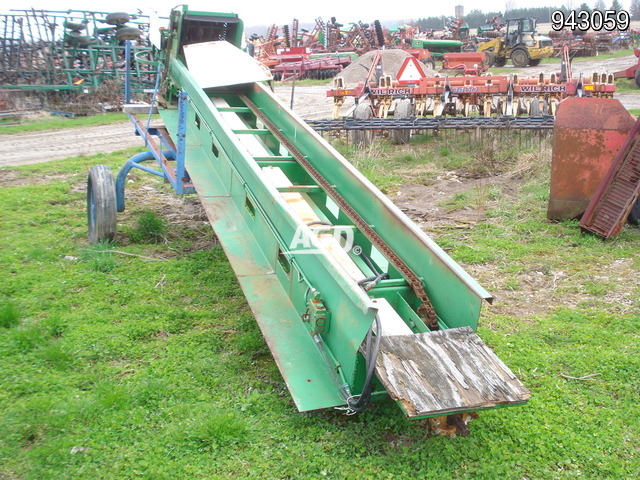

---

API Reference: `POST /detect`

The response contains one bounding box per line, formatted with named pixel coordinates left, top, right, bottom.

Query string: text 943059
left=551, top=10, right=630, bottom=32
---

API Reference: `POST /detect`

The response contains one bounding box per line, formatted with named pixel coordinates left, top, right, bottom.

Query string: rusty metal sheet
left=548, top=98, right=636, bottom=220
left=580, top=117, right=640, bottom=238
left=375, top=327, right=530, bottom=418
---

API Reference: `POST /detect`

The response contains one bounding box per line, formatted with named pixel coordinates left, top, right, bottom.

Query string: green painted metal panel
left=155, top=41, right=509, bottom=417
left=160, top=60, right=388, bottom=404
left=241, top=82, right=492, bottom=331
left=161, top=114, right=345, bottom=410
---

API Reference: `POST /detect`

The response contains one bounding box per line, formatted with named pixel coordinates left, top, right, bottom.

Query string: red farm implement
left=268, top=47, right=352, bottom=81
left=327, top=55, right=616, bottom=120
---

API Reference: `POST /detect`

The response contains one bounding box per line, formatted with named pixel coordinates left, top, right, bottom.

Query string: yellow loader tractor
left=477, top=18, right=553, bottom=68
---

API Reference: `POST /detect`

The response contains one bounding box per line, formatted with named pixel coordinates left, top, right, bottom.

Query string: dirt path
left=0, top=121, right=140, bottom=167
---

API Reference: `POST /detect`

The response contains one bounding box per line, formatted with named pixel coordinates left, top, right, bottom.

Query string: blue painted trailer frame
left=117, top=81, right=196, bottom=211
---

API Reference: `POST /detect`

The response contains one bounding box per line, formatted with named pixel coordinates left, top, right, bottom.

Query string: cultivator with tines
left=328, top=55, right=616, bottom=121
left=87, top=5, right=529, bottom=436
left=0, top=9, right=155, bottom=92
left=253, top=19, right=354, bottom=81
left=322, top=17, right=387, bottom=53
left=265, top=46, right=352, bottom=82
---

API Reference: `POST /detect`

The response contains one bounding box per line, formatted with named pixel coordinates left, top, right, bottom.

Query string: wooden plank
left=375, top=326, right=530, bottom=417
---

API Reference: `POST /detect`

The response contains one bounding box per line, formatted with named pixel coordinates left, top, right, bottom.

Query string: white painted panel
left=183, top=41, right=272, bottom=88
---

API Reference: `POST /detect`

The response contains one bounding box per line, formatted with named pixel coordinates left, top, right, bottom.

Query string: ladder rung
left=255, top=156, right=296, bottom=163
left=307, top=224, right=357, bottom=230
left=218, top=106, right=252, bottom=113
left=277, top=185, right=322, bottom=193
left=233, top=128, right=271, bottom=135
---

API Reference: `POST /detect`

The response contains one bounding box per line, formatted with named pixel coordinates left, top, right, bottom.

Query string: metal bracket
left=306, top=293, right=331, bottom=335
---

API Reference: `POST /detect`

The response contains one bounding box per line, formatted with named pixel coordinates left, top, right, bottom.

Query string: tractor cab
left=505, top=18, right=535, bottom=48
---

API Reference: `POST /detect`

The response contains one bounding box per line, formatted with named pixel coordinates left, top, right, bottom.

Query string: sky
left=3, top=0, right=582, bottom=30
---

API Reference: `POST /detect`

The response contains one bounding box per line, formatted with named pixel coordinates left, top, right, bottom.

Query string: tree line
left=414, top=1, right=640, bottom=30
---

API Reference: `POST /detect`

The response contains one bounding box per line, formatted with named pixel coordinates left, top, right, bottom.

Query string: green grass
left=333, top=130, right=534, bottom=193
left=130, top=210, right=168, bottom=244
left=0, top=144, right=639, bottom=479
left=615, top=78, right=639, bottom=93
left=0, top=112, right=129, bottom=135
left=580, top=48, right=636, bottom=61
left=0, top=300, right=21, bottom=329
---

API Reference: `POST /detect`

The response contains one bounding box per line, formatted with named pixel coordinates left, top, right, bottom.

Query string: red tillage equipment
left=441, top=52, right=489, bottom=75
left=265, top=47, right=352, bottom=81
left=327, top=55, right=616, bottom=118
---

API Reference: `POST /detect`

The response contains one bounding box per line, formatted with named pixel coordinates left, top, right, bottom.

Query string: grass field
left=0, top=132, right=639, bottom=479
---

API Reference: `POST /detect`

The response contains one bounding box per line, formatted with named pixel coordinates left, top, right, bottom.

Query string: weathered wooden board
left=375, top=326, right=530, bottom=417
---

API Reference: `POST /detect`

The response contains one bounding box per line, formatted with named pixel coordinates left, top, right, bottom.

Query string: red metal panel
left=613, top=48, right=640, bottom=80
left=580, top=117, right=640, bottom=237
left=547, top=97, right=636, bottom=220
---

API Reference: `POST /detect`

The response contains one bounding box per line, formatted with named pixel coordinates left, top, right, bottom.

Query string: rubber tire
left=374, top=20, right=385, bottom=47
left=511, top=48, right=530, bottom=68
left=65, top=34, right=97, bottom=47
left=628, top=197, right=640, bottom=225
left=529, top=58, right=542, bottom=67
left=494, top=56, right=507, bottom=67
left=422, top=58, right=435, bottom=71
left=64, top=21, right=85, bottom=31
left=484, top=51, right=496, bottom=68
left=635, top=67, right=640, bottom=88
left=116, top=26, right=141, bottom=41
left=105, top=12, right=130, bottom=26
left=87, top=165, right=117, bottom=244
left=392, top=99, right=413, bottom=144
left=79, top=36, right=98, bottom=47
left=352, top=103, right=374, bottom=147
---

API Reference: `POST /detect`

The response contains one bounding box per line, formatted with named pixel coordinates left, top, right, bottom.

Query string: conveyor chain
left=306, top=115, right=556, bottom=131
left=240, top=94, right=440, bottom=331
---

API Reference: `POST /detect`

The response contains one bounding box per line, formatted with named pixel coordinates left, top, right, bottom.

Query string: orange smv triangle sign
left=397, top=57, right=426, bottom=84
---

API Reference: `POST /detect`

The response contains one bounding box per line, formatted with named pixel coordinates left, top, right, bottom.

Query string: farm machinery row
left=326, top=51, right=616, bottom=141
left=547, top=29, right=637, bottom=58
left=0, top=9, right=155, bottom=94
left=252, top=17, right=388, bottom=58
left=250, top=17, right=390, bottom=81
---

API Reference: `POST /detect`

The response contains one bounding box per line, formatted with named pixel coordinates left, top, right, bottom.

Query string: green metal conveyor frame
left=104, top=6, right=530, bottom=428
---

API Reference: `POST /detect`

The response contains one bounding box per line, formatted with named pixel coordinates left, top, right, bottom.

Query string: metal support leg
left=115, top=150, right=176, bottom=212
left=176, top=91, right=188, bottom=195
left=124, top=40, right=131, bottom=104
